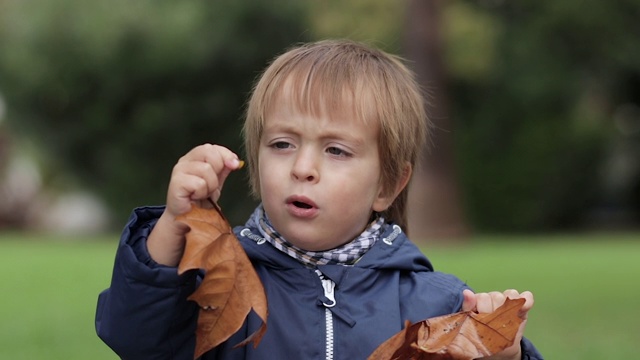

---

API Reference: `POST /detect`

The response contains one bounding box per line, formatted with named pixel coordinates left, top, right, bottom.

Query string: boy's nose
left=291, top=150, right=319, bottom=183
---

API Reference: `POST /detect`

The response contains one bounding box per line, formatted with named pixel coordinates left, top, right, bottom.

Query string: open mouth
left=286, top=196, right=318, bottom=217
left=292, top=201, right=313, bottom=209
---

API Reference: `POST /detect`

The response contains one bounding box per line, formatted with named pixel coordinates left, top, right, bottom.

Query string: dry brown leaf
left=176, top=203, right=268, bottom=359
left=368, top=298, right=525, bottom=360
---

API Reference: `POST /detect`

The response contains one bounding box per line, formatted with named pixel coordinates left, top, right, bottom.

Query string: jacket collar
left=235, top=220, right=433, bottom=273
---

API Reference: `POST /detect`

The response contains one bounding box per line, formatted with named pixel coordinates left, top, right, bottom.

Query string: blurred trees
left=0, top=0, right=308, bottom=226
left=445, top=0, right=640, bottom=231
left=310, top=0, right=640, bottom=232
left=404, top=0, right=469, bottom=239
left=0, top=0, right=638, bottom=232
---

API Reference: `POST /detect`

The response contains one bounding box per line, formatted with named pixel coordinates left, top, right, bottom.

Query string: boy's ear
left=372, top=162, right=412, bottom=212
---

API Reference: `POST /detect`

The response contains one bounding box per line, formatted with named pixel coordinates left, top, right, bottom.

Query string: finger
left=214, top=166, right=233, bottom=200
left=210, top=188, right=222, bottom=204
left=476, top=291, right=506, bottom=313
left=503, top=289, right=520, bottom=300
left=184, top=144, right=241, bottom=173
left=199, top=144, right=242, bottom=200
left=461, top=289, right=477, bottom=312
left=181, top=144, right=242, bottom=201
left=474, top=292, right=491, bottom=313
left=178, top=145, right=238, bottom=181
left=489, top=291, right=508, bottom=308
left=518, top=290, right=534, bottom=307
left=173, top=160, right=219, bottom=197
left=171, top=173, right=212, bottom=201
left=501, top=289, right=535, bottom=319
left=517, top=290, right=534, bottom=319
left=165, top=172, right=213, bottom=217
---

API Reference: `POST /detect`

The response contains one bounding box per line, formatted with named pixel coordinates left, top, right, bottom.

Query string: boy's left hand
left=461, top=289, right=534, bottom=360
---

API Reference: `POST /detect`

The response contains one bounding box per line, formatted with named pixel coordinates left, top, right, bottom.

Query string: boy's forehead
left=265, top=75, right=376, bottom=127
left=264, top=104, right=370, bottom=131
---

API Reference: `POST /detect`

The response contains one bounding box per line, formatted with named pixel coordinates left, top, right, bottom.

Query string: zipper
left=324, top=308, right=334, bottom=360
left=316, top=270, right=335, bottom=360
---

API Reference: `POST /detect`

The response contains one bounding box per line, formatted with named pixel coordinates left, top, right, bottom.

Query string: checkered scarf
left=246, top=205, right=384, bottom=268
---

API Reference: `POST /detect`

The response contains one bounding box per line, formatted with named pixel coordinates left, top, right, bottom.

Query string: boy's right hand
left=147, top=144, right=243, bottom=266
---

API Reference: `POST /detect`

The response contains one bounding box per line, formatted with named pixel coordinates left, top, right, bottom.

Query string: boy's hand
left=461, top=289, right=534, bottom=360
left=165, top=144, right=242, bottom=218
left=148, top=144, right=243, bottom=266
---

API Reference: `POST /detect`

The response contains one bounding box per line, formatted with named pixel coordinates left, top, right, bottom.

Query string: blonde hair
left=243, top=39, right=428, bottom=231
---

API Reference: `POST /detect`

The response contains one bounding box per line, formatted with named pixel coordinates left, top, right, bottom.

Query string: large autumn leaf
left=176, top=203, right=268, bottom=359
left=368, top=298, right=525, bottom=360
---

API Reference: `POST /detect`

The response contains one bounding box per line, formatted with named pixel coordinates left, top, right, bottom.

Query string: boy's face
left=258, top=103, right=392, bottom=251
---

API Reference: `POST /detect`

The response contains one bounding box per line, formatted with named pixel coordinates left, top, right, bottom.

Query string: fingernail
left=237, top=160, right=245, bottom=169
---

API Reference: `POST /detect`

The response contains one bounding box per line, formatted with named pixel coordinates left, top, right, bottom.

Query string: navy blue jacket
left=96, top=206, right=543, bottom=359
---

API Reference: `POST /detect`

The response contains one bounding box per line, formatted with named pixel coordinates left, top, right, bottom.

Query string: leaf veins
left=177, top=203, right=268, bottom=359
left=368, top=298, right=525, bottom=360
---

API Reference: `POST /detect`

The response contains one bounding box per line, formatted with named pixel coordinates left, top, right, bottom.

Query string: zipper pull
left=316, top=270, right=336, bottom=308
left=315, top=270, right=356, bottom=327
left=321, top=278, right=336, bottom=308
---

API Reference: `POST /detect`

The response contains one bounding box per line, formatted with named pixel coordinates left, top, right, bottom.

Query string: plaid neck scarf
left=247, top=205, right=384, bottom=268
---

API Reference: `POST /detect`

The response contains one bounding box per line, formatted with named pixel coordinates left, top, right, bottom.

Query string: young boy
left=96, top=40, right=543, bottom=359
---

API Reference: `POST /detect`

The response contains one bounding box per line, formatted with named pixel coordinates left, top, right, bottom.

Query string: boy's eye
left=326, top=147, right=350, bottom=157
left=272, top=141, right=291, bottom=149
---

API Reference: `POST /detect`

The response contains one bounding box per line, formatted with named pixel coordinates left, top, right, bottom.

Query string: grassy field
left=425, top=233, right=640, bottom=360
left=0, top=232, right=638, bottom=359
left=0, top=233, right=119, bottom=360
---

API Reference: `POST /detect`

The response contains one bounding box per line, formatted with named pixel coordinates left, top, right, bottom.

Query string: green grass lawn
left=424, top=232, right=640, bottom=360
left=0, top=231, right=638, bottom=359
left=0, top=233, right=119, bottom=360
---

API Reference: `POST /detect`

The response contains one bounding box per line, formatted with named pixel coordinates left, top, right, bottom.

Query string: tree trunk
left=403, top=0, right=469, bottom=242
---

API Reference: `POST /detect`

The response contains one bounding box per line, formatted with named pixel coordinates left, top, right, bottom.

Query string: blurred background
left=0, top=0, right=638, bottom=359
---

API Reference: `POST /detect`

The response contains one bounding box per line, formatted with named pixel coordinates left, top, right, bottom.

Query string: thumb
left=461, top=289, right=477, bottom=312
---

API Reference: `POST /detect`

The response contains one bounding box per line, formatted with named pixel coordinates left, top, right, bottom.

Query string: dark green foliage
left=451, top=0, right=640, bottom=230
left=0, top=0, right=309, bottom=225
left=2, top=0, right=638, bottom=232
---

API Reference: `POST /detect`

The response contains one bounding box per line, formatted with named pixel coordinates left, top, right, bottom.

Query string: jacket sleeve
left=95, top=206, right=199, bottom=360
left=521, top=337, right=544, bottom=359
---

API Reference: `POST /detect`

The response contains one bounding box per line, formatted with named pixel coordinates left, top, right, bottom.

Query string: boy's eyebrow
left=322, top=129, right=366, bottom=146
